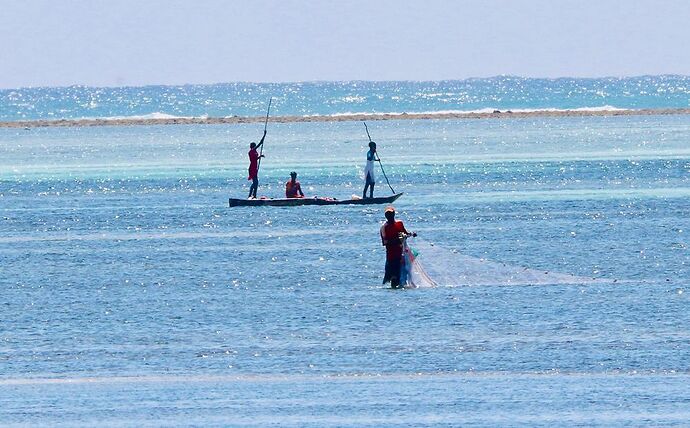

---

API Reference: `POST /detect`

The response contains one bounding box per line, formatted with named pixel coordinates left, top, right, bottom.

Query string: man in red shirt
left=247, top=130, right=266, bottom=198
left=380, top=206, right=415, bottom=288
left=285, top=171, right=305, bottom=198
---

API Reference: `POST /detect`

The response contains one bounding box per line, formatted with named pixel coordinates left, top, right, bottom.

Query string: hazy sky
left=1, top=0, right=689, bottom=89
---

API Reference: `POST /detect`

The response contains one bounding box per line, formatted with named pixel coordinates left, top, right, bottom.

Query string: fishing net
left=402, top=239, right=601, bottom=287
left=400, top=237, right=437, bottom=288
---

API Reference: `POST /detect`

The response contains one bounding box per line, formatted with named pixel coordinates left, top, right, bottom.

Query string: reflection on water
left=1, top=116, right=688, bottom=425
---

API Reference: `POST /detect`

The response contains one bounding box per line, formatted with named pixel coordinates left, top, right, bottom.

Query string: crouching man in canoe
left=380, top=206, right=416, bottom=288
left=285, top=171, right=305, bottom=198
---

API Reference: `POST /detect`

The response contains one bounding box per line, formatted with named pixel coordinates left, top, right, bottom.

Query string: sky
left=1, top=0, right=689, bottom=89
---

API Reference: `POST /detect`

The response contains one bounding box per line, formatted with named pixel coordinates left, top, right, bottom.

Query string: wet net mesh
left=403, top=239, right=602, bottom=287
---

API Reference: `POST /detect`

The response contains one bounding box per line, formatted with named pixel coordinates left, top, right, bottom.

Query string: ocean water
left=1, top=80, right=690, bottom=426
left=2, top=75, right=690, bottom=121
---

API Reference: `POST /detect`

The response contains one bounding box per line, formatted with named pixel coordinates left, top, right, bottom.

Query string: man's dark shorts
left=383, top=258, right=401, bottom=288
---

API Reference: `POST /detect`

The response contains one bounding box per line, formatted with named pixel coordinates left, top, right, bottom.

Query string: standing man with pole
left=247, top=132, right=265, bottom=199
left=363, top=140, right=376, bottom=199
left=362, top=122, right=396, bottom=198
left=247, top=98, right=272, bottom=199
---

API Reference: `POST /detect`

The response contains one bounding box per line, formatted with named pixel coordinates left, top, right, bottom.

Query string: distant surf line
left=2, top=370, right=687, bottom=386
left=3, top=107, right=690, bottom=128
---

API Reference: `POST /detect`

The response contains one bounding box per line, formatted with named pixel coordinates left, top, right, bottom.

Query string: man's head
left=250, top=142, right=256, bottom=149
left=369, top=141, right=376, bottom=151
left=290, top=171, right=297, bottom=180
left=384, top=205, right=395, bottom=221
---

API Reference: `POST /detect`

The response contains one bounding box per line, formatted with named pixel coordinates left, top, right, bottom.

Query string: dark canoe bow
left=229, top=193, right=403, bottom=207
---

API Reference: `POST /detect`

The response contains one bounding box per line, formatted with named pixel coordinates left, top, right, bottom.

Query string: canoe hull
left=229, top=193, right=402, bottom=207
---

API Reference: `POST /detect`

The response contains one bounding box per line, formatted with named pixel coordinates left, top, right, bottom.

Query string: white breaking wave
left=506, top=105, right=628, bottom=113
left=74, top=107, right=632, bottom=122
left=409, top=240, right=605, bottom=287
left=306, top=106, right=630, bottom=118
left=80, top=112, right=209, bottom=121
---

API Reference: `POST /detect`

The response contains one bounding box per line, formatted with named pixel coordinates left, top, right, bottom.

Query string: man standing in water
left=363, top=141, right=376, bottom=198
left=247, top=130, right=266, bottom=199
left=380, top=206, right=415, bottom=288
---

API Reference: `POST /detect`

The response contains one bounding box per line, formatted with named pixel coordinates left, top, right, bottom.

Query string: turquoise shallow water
left=1, top=113, right=689, bottom=426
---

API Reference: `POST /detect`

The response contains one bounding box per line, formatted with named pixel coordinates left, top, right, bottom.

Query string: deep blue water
left=2, top=75, right=690, bottom=121
left=1, top=105, right=689, bottom=425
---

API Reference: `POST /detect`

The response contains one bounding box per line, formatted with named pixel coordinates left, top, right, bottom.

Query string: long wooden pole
left=257, top=97, right=272, bottom=172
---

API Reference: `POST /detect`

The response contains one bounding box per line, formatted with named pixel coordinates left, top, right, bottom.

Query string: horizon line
left=2, top=74, right=689, bottom=92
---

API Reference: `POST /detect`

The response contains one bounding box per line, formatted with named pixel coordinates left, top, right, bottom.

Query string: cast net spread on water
left=399, top=236, right=437, bottom=288
left=401, top=239, right=602, bottom=287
